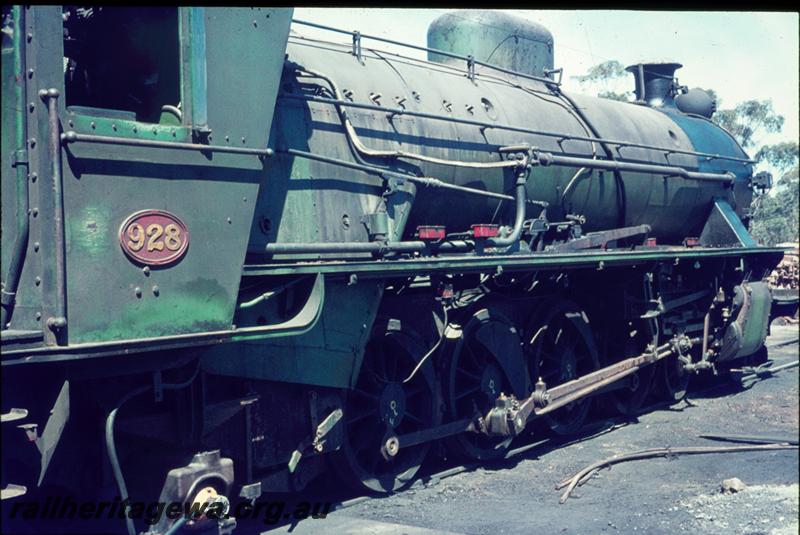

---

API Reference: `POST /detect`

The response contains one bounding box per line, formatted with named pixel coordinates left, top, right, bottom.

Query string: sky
left=293, top=9, right=799, bottom=153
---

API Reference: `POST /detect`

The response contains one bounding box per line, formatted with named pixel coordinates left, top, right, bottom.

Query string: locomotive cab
left=1, top=6, right=293, bottom=346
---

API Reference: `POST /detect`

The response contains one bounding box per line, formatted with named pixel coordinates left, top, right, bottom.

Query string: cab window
left=62, top=6, right=180, bottom=124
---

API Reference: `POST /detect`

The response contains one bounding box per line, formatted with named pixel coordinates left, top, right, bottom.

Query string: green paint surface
left=69, top=113, right=191, bottom=142
left=739, top=282, right=771, bottom=357
left=67, top=205, right=111, bottom=259
left=203, top=280, right=383, bottom=388
left=73, top=278, right=230, bottom=343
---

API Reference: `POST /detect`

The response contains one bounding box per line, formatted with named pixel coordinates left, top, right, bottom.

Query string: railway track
left=325, top=337, right=798, bottom=513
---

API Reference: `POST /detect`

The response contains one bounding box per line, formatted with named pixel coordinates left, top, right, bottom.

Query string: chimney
left=625, top=62, right=682, bottom=107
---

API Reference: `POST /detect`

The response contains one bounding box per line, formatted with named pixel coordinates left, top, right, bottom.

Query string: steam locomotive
left=1, top=7, right=784, bottom=535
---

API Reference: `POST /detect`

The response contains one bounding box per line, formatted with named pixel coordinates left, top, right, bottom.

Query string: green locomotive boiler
left=1, top=7, right=784, bottom=535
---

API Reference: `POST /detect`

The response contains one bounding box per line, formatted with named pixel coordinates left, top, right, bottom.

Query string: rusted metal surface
left=393, top=418, right=475, bottom=450
left=548, top=224, right=651, bottom=252
left=480, top=337, right=698, bottom=438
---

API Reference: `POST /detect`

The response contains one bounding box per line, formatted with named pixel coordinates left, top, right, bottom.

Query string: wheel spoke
left=457, top=367, right=482, bottom=381
left=352, top=388, right=380, bottom=401
left=336, top=321, right=438, bottom=493
left=540, top=369, right=559, bottom=380
left=455, top=385, right=481, bottom=400
left=540, top=350, right=561, bottom=362
left=403, top=410, right=423, bottom=425
left=387, top=344, right=400, bottom=381
left=405, top=385, right=429, bottom=399
left=562, top=336, right=580, bottom=357
left=347, top=406, right=379, bottom=424
left=363, top=448, right=380, bottom=472
left=376, top=344, right=390, bottom=381
left=526, top=304, right=598, bottom=437
left=463, top=343, right=482, bottom=369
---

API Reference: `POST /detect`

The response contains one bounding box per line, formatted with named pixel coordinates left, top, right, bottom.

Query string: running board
left=548, top=225, right=651, bottom=252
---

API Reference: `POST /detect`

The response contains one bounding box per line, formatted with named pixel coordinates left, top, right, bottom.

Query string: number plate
left=119, top=210, right=189, bottom=266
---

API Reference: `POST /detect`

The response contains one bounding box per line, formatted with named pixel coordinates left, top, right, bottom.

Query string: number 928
left=119, top=210, right=190, bottom=266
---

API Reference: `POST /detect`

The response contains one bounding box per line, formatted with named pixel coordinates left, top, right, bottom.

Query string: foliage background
left=573, top=60, right=799, bottom=246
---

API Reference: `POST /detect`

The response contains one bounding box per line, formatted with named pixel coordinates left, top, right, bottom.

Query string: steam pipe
left=296, top=69, right=518, bottom=170
left=281, top=148, right=516, bottom=202
left=1, top=7, right=29, bottom=330
left=535, top=151, right=734, bottom=183
left=266, top=149, right=531, bottom=257
left=483, top=162, right=529, bottom=248
left=265, top=240, right=427, bottom=255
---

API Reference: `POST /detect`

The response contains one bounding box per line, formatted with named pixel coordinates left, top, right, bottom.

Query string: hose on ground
left=556, top=443, right=798, bottom=503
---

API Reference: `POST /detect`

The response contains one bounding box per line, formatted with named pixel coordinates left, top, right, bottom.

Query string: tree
left=712, top=100, right=785, bottom=149
left=571, top=60, right=630, bottom=102
left=575, top=60, right=798, bottom=246
left=749, top=164, right=799, bottom=245
left=755, top=141, right=800, bottom=174
left=700, top=88, right=719, bottom=108
left=709, top=99, right=798, bottom=246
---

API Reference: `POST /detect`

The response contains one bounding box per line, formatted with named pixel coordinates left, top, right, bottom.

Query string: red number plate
left=119, top=210, right=189, bottom=266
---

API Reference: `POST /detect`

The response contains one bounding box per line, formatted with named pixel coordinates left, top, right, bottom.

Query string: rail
left=292, top=18, right=559, bottom=86
left=279, top=93, right=754, bottom=165
left=41, top=89, right=67, bottom=340
left=60, top=131, right=275, bottom=158
left=281, top=148, right=518, bottom=202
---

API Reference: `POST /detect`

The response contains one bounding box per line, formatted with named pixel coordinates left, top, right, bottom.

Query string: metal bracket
left=352, top=31, right=363, bottom=63
left=1, top=408, right=28, bottom=423
left=11, top=148, right=29, bottom=168
left=288, top=408, right=343, bottom=473
left=466, top=55, right=476, bottom=82
left=239, top=482, right=262, bottom=503
left=383, top=174, right=407, bottom=195
left=361, top=212, right=389, bottom=239
left=523, top=218, right=549, bottom=235
left=550, top=224, right=651, bottom=253
left=699, top=198, right=756, bottom=248
left=312, top=408, right=343, bottom=453
left=641, top=297, right=665, bottom=319
left=0, top=289, right=16, bottom=307
left=544, top=67, right=564, bottom=85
